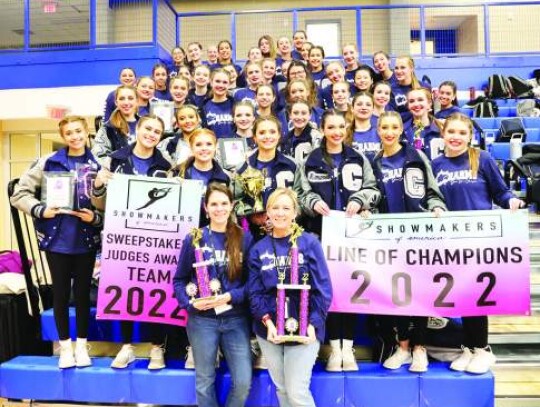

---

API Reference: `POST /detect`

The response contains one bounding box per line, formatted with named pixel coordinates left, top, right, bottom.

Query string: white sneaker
left=148, top=346, right=166, bottom=370
left=58, top=345, right=76, bottom=369
left=466, top=347, right=496, bottom=374
left=185, top=346, right=195, bottom=369
left=111, top=344, right=135, bottom=369
left=383, top=347, right=412, bottom=370
left=409, top=347, right=428, bottom=373
left=326, top=346, right=342, bottom=372
left=342, top=346, right=359, bottom=371
left=75, top=344, right=92, bottom=368
left=450, top=347, right=473, bottom=372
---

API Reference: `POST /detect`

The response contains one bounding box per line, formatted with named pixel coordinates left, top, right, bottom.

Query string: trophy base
left=276, top=335, right=308, bottom=343
left=190, top=295, right=218, bottom=304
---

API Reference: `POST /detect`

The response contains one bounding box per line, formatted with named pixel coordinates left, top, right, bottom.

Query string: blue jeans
left=187, top=314, right=252, bottom=407
left=257, top=336, right=320, bottom=407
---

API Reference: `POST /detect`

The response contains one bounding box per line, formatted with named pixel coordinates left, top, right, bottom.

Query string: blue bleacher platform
left=0, top=356, right=494, bottom=407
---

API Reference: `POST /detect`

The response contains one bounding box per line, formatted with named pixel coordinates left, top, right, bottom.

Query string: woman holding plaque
left=234, top=116, right=297, bottom=240
left=11, top=116, right=102, bottom=369
left=248, top=188, right=332, bottom=407
left=173, top=183, right=253, bottom=407
left=295, top=109, right=380, bottom=372
left=92, top=114, right=171, bottom=370
left=372, top=111, right=446, bottom=373
left=432, top=113, right=523, bottom=374
left=92, top=85, right=139, bottom=165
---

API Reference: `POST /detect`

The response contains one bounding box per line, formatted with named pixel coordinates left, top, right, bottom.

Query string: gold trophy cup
left=239, top=166, right=266, bottom=213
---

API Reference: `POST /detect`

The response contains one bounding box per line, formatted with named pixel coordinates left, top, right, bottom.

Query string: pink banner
left=96, top=175, right=202, bottom=326
left=322, top=210, right=530, bottom=317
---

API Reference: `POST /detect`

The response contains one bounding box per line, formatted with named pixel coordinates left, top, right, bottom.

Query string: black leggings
left=120, top=321, right=166, bottom=345
left=395, top=316, right=427, bottom=346
left=327, top=312, right=357, bottom=341
left=462, top=316, right=488, bottom=349
left=46, top=251, right=96, bottom=341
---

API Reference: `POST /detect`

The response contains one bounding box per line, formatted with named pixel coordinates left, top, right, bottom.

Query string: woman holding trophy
left=248, top=188, right=332, bottom=407
left=234, top=116, right=296, bottom=239
left=173, top=183, right=254, bottom=407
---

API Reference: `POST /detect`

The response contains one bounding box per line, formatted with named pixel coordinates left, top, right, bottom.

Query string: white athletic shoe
left=342, top=345, right=359, bottom=371
left=383, top=347, right=412, bottom=370
left=148, top=346, right=166, bottom=370
left=75, top=343, right=92, bottom=368
left=111, top=344, right=135, bottom=369
left=466, top=347, right=496, bottom=374
left=450, top=347, right=473, bottom=372
left=58, top=343, right=76, bottom=369
left=409, top=346, right=428, bottom=373
left=326, top=344, right=343, bottom=372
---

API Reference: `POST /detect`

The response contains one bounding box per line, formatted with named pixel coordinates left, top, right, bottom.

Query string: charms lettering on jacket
left=395, top=93, right=407, bottom=107
left=352, top=141, right=380, bottom=154
left=342, top=163, right=363, bottom=191
left=429, top=138, right=445, bottom=160
left=404, top=168, right=426, bottom=198
left=307, top=171, right=332, bottom=183
left=436, top=169, right=473, bottom=187
left=260, top=251, right=305, bottom=272
left=206, top=112, right=233, bottom=126
left=294, top=142, right=314, bottom=162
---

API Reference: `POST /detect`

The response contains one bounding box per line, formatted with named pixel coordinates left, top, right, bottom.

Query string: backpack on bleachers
left=488, top=74, right=512, bottom=99
left=498, top=118, right=526, bottom=142
left=505, top=144, right=540, bottom=208
left=471, top=96, right=498, bottom=118
left=517, top=99, right=540, bottom=117
left=508, top=75, right=534, bottom=98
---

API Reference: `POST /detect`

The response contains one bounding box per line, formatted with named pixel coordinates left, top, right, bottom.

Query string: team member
left=93, top=85, right=139, bottom=164
left=276, top=37, right=293, bottom=75
left=11, top=116, right=102, bottom=369
left=404, top=88, right=443, bottom=161
left=372, top=81, right=392, bottom=118
left=342, top=43, right=361, bottom=85
left=248, top=188, right=332, bottom=407
left=390, top=56, right=429, bottom=123
left=187, top=42, right=204, bottom=73
left=308, top=46, right=326, bottom=87
left=152, top=63, right=172, bottom=101
left=301, top=42, right=313, bottom=62
left=213, top=40, right=242, bottom=77
left=92, top=115, right=171, bottom=370
left=234, top=61, right=264, bottom=107
left=320, top=62, right=346, bottom=109
left=255, top=84, right=277, bottom=119
left=168, top=76, right=191, bottom=112
left=190, top=65, right=211, bottom=109
left=280, top=100, right=322, bottom=164
left=350, top=92, right=380, bottom=163
left=434, top=81, right=461, bottom=119
left=157, top=104, right=201, bottom=166
left=174, top=183, right=253, bottom=407
left=169, top=46, right=187, bottom=77
left=234, top=117, right=296, bottom=239
left=372, top=111, right=446, bottom=373
left=432, top=113, right=523, bottom=374
left=103, top=67, right=136, bottom=122
left=206, top=45, right=218, bottom=65
left=372, top=51, right=394, bottom=83
left=202, top=69, right=235, bottom=139
left=258, top=35, right=277, bottom=59
left=331, top=81, right=353, bottom=118
left=135, top=76, right=156, bottom=117
left=232, top=101, right=257, bottom=151
left=353, top=66, right=375, bottom=94
left=295, top=109, right=380, bottom=371
left=292, top=30, right=307, bottom=60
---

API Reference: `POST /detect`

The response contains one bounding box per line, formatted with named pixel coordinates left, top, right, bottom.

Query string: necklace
left=270, top=234, right=291, bottom=284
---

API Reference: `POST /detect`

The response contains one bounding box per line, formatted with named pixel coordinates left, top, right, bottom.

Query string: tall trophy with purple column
left=276, top=223, right=311, bottom=342
left=185, top=228, right=222, bottom=303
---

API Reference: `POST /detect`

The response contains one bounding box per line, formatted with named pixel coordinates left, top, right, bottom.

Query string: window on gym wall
left=306, top=20, right=341, bottom=57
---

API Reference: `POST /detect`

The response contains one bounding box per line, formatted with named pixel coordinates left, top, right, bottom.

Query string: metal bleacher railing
left=1, top=1, right=539, bottom=60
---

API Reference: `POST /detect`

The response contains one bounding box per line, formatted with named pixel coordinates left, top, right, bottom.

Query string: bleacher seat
left=526, top=128, right=540, bottom=142
left=0, top=357, right=494, bottom=407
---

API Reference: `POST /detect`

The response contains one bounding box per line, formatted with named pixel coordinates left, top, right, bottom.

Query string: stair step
left=0, top=357, right=494, bottom=407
